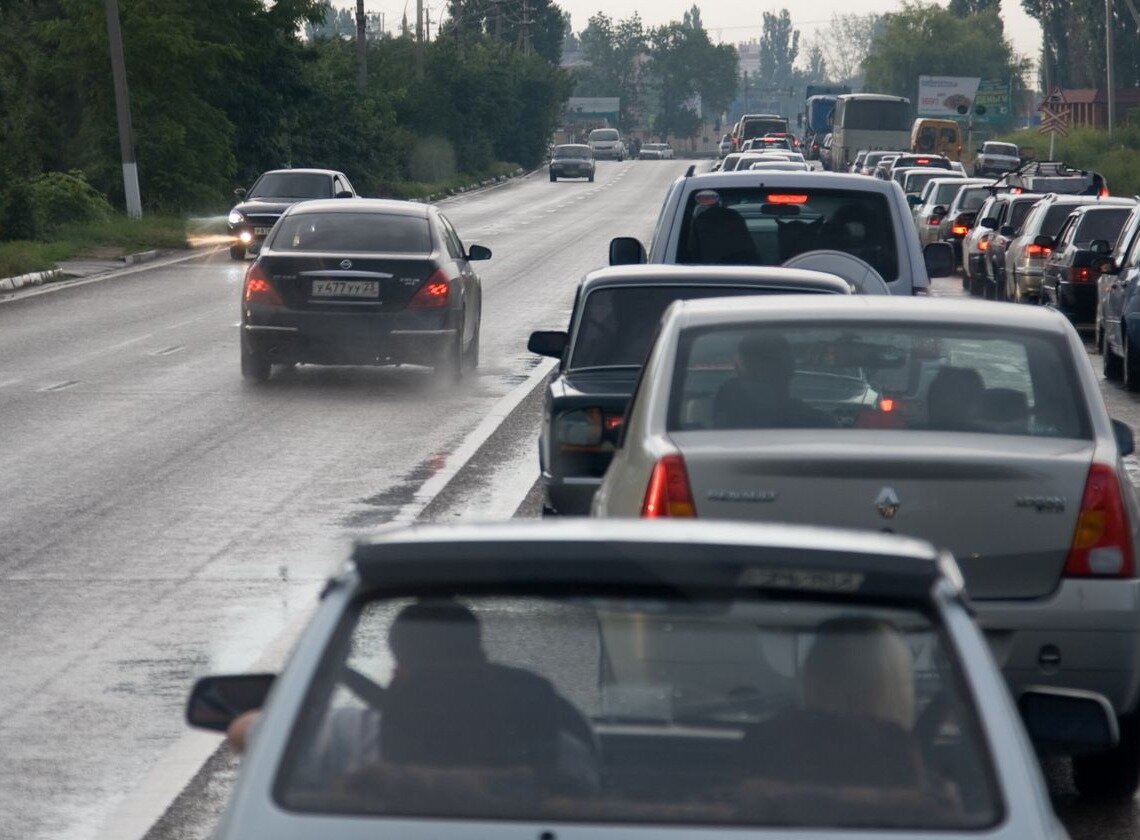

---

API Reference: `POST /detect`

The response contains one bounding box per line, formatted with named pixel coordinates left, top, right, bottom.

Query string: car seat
left=690, top=206, right=758, bottom=265
left=926, top=367, right=985, bottom=431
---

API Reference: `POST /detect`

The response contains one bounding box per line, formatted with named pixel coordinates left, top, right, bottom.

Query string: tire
left=588, top=173, right=594, bottom=182
left=1073, top=715, right=1140, bottom=801
left=229, top=244, right=246, bottom=261
left=462, top=321, right=480, bottom=371
left=1105, top=332, right=1124, bottom=380
left=550, top=174, right=557, bottom=182
left=1124, top=331, right=1140, bottom=392
left=435, top=332, right=463, bottom=383
left=240, top=343, right=271, bottom=382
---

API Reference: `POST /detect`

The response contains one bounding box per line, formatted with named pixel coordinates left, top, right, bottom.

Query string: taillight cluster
left=951, top=225, right=969, bottom=236
left=1025, top=244, right=1052, bottom=258
left=1065, top=463, right=1134, bottom=577
left=409, top=269, right=450, bottom=309
left=555, top=408, right=623, bottom=452
left=1071, top=266, right=1094, bottom=282
left=641, top=454, right=696, bottom=518
left=243, top=262, right=283, bottom=306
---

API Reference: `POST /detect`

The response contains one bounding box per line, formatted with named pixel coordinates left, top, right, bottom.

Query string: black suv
left=228, top=168, right=356, bottom=260
left=998, top=160, right=1107, bottom=197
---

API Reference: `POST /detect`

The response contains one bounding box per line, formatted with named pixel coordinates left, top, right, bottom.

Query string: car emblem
left=340, top=259, right=352, bottom=270
left=875, top=487, right=900, bottom=519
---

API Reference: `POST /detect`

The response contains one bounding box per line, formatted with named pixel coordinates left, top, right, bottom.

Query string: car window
left=956, top=187, right=990, bottom=213
left=439, top=215, right=465, bottom=260
left=570, top=285, right=837, bottom=370
left=1039, top=203, right=1082, bottom=236
left=248, top=172, right=334, bottom=199
left=934, top=182, right=964, bottom=206
left=1126, top=223, right=1140, bottom=269
left=667, top=323, right=1090, bottom=439
left=976, top=197, right=997, bottom=224
left=675, top=186, right=899, bottom=281
left=1074, top=208, right=1132, bottom=244
left=589, top=129, right=619, bottom=141
left=986, top=143, right=1018, bottom=157
left=554, top=145, right=591, bottom=158
left=1054, top=216, right=1077, bottom=249
left=275, top=593, right=1000, bottom=830
left=1010, top=199, right=1040, bottom=231
left=270, top=212, right=432, bottom=253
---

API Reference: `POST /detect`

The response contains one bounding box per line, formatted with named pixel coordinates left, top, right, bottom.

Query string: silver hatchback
left=594, top=295, right=1140, bottom=799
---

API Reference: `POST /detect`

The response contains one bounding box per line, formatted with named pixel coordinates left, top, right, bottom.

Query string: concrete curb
left=0, top=247, right=168, bottom=291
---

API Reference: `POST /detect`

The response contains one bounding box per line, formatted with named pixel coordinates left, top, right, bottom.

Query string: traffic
left=6, top=76, right=1140, bottom=840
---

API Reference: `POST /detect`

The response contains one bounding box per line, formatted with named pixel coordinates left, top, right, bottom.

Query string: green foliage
left=993, top=125, right=1140, bottom=196
left=28, top=171, right=113, bottom=235
left=759, top=10, right=799, bottom=92
left=0, top=183, right=37, bottom=242
left=1023, top=0, right=1140, bottom=89
left=0, top=213, right=187, bottom=277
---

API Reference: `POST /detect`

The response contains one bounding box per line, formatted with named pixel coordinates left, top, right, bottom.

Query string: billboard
left=972, top=79, right=1011, bottom=125
left=917, top=76, right=981, bottom=117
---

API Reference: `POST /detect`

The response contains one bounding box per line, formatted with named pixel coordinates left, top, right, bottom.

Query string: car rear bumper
left=975, top=578, right=1140, bottom=718
left=592, top=149, right=623, bottom=159
left=1056, top=282, right=1098, bottom=326
left=551, top=166, right=593, bottom=177
left=1015, top=267, right=1044, bottom=293
left=243, top=307, right=457, bottom=366
left=541, top=471, right=602, bottom=516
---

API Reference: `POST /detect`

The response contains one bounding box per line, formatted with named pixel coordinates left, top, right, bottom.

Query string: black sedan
left=527, top=265, right=851, bottom=515
left=228, top=168, right=356, bottom=260
left=549, top=145, right=595, bottom=182
left=1042, top=203, right=1134, bottom=328
left=240, top=198, right=487, bottom=382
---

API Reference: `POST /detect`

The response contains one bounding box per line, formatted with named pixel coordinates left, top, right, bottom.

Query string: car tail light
left=1025, top=244, right=1052, bottom=257
left=951, top=225, right=969, bottom=236
left=978, top=239, right=989, bottom=252
left=555, top=408, right=623, bottom=452
left=409, top=269, right=450, bottom=308
left=1071, top=266, right=1094, bottom=282
left=927, top=217, right=942, bottom=226
left=1065, top=463, right=1134, bottom=577
left=641, top=454, right=695, bottom=518
left=243, top=262, right=282, bottom=306
left=1100, top=186, right=1110, bottom=198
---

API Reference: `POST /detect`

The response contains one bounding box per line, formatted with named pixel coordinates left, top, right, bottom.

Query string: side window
left=1127, top=226, right=1140, bottom=269
left=440, top=215, right=465, bottom=260
left=1055, top=217, right=1077, bottom=249
left=340, top=175, right=355, bottom=195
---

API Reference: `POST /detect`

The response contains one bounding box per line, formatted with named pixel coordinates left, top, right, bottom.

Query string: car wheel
left=1105, top=332, right=1124, bottom=380
left=1073, top=715, right=1140, bottom=801
left=588, top=173, right=594, bottom=182
left=436, top=332, right=463, bottom=383
left=1124, top=331, right=1140, bottom=391
left=550, top=174, right=557, bottom=182
left=969, top=273, right=985, bottom=297
left=229, top=244, right=246, bottom=261
left=240, top=343, right=271, bottom=382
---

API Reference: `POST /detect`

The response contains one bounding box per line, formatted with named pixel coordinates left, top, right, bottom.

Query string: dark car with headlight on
left=228, top=168, right=357, bottom=260
left=527, top=264, right=851, bottom=515
left=240, top=198, right=488, bottom=382
left=549, top=145, right=595, bottom=182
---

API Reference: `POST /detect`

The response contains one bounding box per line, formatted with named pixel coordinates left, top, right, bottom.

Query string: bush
left=992, top=126, right=1140, bottom=197
left=0, top=182, right=37, bottom=241
left=407, top=137, right=458, bottom=183
left=28, top=171, right=113, bottom=236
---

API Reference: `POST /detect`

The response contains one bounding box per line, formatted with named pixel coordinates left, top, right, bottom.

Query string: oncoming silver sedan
left=593, top=296, right=1140, bottom=799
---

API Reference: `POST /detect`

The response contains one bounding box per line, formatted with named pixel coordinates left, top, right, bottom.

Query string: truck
left=800, top=85, right=851, bottom=160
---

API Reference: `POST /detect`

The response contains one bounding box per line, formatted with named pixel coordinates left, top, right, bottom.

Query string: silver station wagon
left=593, top=296, right=1140, bottom=798
left=187, top=520, right=1110, bottom=838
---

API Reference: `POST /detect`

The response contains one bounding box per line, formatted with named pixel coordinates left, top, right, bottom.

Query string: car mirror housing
left=1090, top=239, right=1111, bottom=255
left=1000, top=225, right=1016, bottom=237
left=467, top=244, right=492, bottom=261
left=1033, top=234, right=1054, bottom=249
left=1112, top=418, right=1135, bottom=457
left=980, top=217, right=998, bottom=230
left=609, top=237, right=647, bottom=266
left=922, top=242, right=954, bottom=278
left=932, top=205, right=947, bottom=217
left=527, top=330, right=568, bottom=359
left=186, top=673, right=275, bottom=732
left=1019, top=686, right=1119, bottom=755
left=334, top=190, right=354, bottom=199
left=233, top=187, right=247, bottom=199
left=907, top=195, right=922, bottom=206
left=1099, top=258, right=1120, bottom=275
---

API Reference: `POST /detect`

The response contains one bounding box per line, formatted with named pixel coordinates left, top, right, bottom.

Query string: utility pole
left=356, top=0, right=367, bottom=92
left=1106, top=0, right=1116, bottom=134
left=415, top=0, right=424, bottom=78
left=520, top=0, right=531, bottom=54
left=425, top=5, right=431, bottom=41
left=103, top=0, right=141, bottom=218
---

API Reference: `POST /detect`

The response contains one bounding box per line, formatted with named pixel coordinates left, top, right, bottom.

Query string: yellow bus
left=910, top=118, right=962, bottom=162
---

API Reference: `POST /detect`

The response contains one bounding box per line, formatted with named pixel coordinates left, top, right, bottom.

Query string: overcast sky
left=340, top=0, right=1042, bottom=72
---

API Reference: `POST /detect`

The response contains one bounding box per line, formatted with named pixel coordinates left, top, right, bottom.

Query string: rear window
left=570, top=286, right=839, bottom=370
left=904, top=171, right=942, bottom=194
left=985, top=143, right=1018, bottom=157
left=271, top=213, right=432, bottom=253
left=934, top=182, right=965, bottom=205
left=956, top=187, right=990, bottom=212
left=675, top=187, right=899, bottom=282
left=1074, top=208, right=1132, bottom=243
left=554, top=145, right=590, bottom=158
left=249, top=172, right=333, bottom=200
left=275, top=592, right=1000, bottom=830
left=667, top=323, right=1089, bottom=439
left=1008, top=200, right=1038, bottom=232
left=1041, top=203, right=1084, bottom=236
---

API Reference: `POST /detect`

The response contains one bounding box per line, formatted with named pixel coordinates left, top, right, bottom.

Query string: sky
left=337, top=0, right=1043, bottom=72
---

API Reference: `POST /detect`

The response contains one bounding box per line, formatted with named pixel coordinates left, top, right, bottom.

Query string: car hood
left=231, top=198, right=306, bottom=216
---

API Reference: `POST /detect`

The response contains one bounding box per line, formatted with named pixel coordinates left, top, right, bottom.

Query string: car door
left=1107, top=230, right=1140, bottom=354
left=1102, top=210, right=1140, bottom=350
left=1043, top=215, right=1078, bottom=304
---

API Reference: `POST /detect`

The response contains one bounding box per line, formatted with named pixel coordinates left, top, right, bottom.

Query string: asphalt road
left=0, top=158, right=680, bottom=840
left=5, top=161, right=1140, bottom=840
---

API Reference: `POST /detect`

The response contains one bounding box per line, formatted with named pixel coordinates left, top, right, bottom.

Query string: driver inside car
left=712, top=334, right=835, bottom=429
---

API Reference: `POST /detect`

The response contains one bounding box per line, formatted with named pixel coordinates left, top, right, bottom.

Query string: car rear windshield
left=590, top=129, right=619, bottom=141
left=986, top=143, right=1018, bottom=157
left=904, top=171, right=945, bottom=194
left=270, top=213, right=432, bottom=253
left=956, top=187, right=990, bottom=212
left=275, top=593, right=1000, bottom=829
left=249, top=172, right=333, bottom=199
left=1040, top=203, right=1085, bottom=236
left=675, top=187, right=899, bottom=282
left=1074, top=208, right=1132, bottom=244
left=667, top=323, right=1090, bottom=438
left=570, top=286, right=839, bottom=370
left=554, top=146, right=590, bottom=158
left=933, top=181, right=966, bottom=205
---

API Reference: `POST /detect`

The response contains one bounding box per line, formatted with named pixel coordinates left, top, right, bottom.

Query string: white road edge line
left=95, top=355, right=557, bottom=840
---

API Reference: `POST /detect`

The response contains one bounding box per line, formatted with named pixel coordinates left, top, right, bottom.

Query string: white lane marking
left=0, top=378, right=22, bottom=388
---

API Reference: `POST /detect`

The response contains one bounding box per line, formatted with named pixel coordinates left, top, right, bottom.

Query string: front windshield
left=1074, top=208, right=1132, bottom=243
left=590, top=129, right=619, bottom=141
left=987, top=143, right=1018, bottom=156
left=276, top=593, right=999, bottom=829
left=675, top=186, right=899, bottom=281
left=249, top=172, right=334, bottom=199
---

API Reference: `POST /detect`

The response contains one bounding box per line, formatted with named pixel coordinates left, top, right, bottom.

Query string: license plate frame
left=253, top=226, right=273, bottom=236
left=311, top=279, right=380, bottom=299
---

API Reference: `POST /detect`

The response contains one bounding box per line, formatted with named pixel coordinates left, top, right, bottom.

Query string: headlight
left=228, top=210, right=244, bottom=225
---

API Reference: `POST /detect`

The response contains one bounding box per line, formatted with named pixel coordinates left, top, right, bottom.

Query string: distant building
left=1060, top=88, right=1140, bottom=129
left=737, top=40, right=761, bottom=77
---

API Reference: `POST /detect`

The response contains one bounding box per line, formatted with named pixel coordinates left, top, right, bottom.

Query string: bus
left=829, top=94, right=912, bottom=172
left=910, top=118, right=963, bottom=162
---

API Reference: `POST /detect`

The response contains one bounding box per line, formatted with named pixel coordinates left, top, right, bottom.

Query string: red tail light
left=409, top=269, right=450, bottom=308
left=951, top=225, right=969, bottom=236
left=1025, top=244, right=1051, bottom=257
left=1071, top=266, right=1094, bottom=282
left=1064, top=463, right=1134, bottom=577
left=927, top=217, right=942, bottom=226
left=243, top=262, right=282, bottom=306
left=978, top=240, right=989, bottom=252
left=641, top=454, right=695, bottom=518
left=1100, top=186, right=1110, bottom=198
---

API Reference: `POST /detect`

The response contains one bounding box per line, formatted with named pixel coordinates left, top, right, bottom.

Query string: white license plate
left=253, top=226, right=272, bottom=236
left=311, top=279, right=380, bottom=298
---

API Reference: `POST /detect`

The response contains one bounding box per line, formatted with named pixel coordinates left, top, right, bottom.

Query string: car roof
left=578, top=264, right=852, bottom=294
left=1036, top=194, right=1134, bottom=206
left=258, top=168, right=342, bottom=177
left=688, top=171, right=899, bottom=195
left=673, top=294, right=1075, bottom=336
left=1067, top=202, right=1136, bottom=215
left=282, top=197, right=430, bottom=217
left=350, top=519, right=950, bottom=601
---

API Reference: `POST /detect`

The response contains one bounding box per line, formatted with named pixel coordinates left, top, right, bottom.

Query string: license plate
left=311, top=279, right=380, bottom=299
left=253, top=226, right=272, bottom=236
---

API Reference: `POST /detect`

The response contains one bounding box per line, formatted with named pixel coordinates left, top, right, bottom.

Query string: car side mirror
left=932, top=205, right=947, bottom=217
left=609, top=237, right=647, bottom=266
left=1033, top=234, right=1054, bottom=248
left=922, top=242, right=954, bottom=278
left=1000, top=225, right=1016, bottom=237
left=233, top=187, right=247, bottom=199
left=1090, top=239, right=1111, bottom=255
left=976, top=147, right=983, bottom=154
left=1019, top=686, right=1119, bottom=755
left=467, top=244, right=492, bottom=261
left=1099, top=258, right=1120, bottom=275
left=1112, top=418, right=1135, bottom=456
left=527, top=330, right=568, bottom=359
left=980, top=217, right=998, bottom=230
left=907, top=195, right=922, bottom=206
left=334, top=190, right=354, bottom=199
left=186, top=674, right=275, bottom=732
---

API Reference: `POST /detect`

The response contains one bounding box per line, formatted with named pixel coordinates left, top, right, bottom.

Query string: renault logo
left=875, top=487, right=900, bottom=519
left=340, top=259, right=352, bottom=269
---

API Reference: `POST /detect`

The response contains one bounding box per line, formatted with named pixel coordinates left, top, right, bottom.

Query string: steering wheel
left=782, top=250, right=891, bottom=295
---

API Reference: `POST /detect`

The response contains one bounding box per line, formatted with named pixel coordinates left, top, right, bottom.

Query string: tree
left=1023, top=0, right=1140, bottom=89
left=444, top=0, right=568, bottom=64
left=758, top=9, right=798, bottom=93
left=804, top=43, right=828, bottom=83
left=812, top=13, right=880, bottom=84
left=948, top=0, right=1000, bottom=16
left=573, top=13, right=647, bottom=130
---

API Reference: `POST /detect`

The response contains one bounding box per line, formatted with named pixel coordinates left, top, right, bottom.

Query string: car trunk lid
left=259, top=253, right=438, bottom=313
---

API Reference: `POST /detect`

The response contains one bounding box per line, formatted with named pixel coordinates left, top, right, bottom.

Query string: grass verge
left=991, top=125, right=1140, bottom=196
left=0, top=215, right=188, bottom=278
